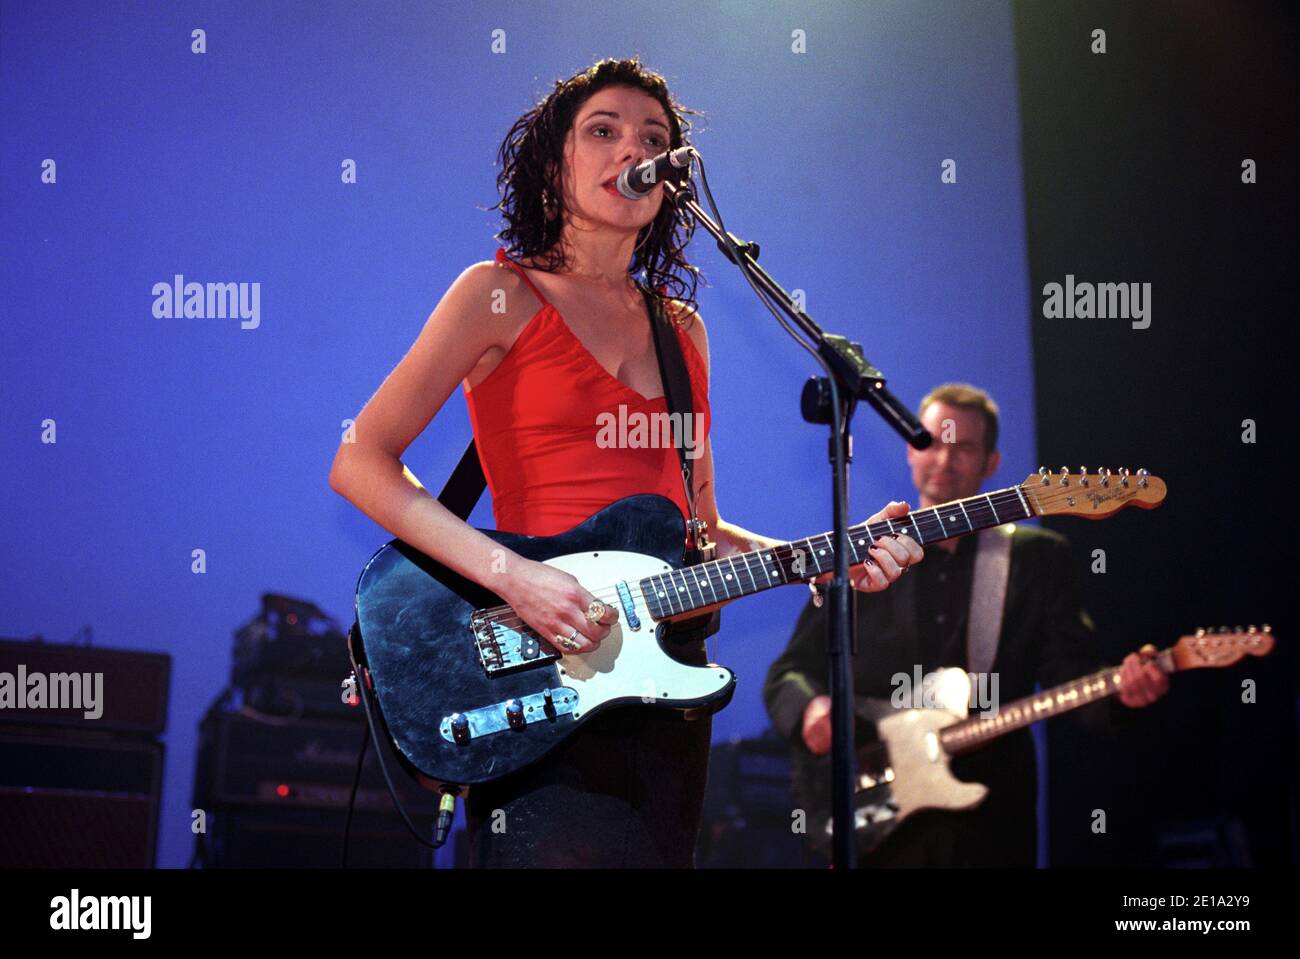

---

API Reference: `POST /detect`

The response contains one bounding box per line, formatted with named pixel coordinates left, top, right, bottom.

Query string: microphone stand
left=662, top=177, right=931, bottom=869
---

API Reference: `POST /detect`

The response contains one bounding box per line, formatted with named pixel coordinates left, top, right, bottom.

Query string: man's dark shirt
left=763, top=523, right=1120, bottom=867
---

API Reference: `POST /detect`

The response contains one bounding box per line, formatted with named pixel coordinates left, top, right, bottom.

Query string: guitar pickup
left=438, top=687, right=579, bottom=744
left=616, top=581, right=641, bottom=630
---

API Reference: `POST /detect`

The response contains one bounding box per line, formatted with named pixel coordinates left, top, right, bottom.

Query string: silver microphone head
left=615, top=147, right=696, bottom=200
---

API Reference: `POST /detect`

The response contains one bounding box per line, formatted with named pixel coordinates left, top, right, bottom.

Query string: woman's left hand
left=812, top=500, right=924, bottom=593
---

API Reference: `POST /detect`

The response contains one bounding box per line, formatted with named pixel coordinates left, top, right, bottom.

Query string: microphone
left=615, top=146, right=696, bottom=200
left=864, top=381, right=933, bottom=450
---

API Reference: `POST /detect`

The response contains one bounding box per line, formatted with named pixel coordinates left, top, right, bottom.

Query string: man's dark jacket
left=763, top=523, right=1119, bottom=866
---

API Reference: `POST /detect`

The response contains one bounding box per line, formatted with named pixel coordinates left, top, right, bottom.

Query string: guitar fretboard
left=938, top=648, right=1176, bottom=754
left=639, top=484, right=1035, bottom=621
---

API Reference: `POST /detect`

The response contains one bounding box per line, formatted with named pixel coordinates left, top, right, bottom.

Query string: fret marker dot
left=725, top=574, right=732, bottom=580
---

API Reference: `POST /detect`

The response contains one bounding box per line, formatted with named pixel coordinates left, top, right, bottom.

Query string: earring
left=541, top=187, right=558, bottom=221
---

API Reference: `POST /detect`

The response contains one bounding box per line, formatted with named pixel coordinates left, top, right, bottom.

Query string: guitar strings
left=474, top=482, right=1124, bottom=638
left=474, top=483, right=1127, bottom=636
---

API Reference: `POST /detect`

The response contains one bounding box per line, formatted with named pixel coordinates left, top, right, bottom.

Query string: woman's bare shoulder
left=436, top=256, right=536, bottom=335
left=667, top=297, right=709, bottom=369
left=450, top=256, right=529, bottom=304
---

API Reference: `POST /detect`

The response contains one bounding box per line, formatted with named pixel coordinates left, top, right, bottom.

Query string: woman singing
left=328, top=57, right=923, bottom=867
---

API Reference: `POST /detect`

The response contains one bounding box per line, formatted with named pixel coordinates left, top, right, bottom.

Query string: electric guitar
left=348, top=468, right=1165, bottom=790
left=794, top=626, right=1276, bottom=856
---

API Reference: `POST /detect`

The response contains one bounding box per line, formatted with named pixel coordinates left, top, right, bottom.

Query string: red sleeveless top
left=463, top=249, right=711, bottom=539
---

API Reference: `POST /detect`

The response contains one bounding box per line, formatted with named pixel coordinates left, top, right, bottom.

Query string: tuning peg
left=1120, top=467, right=1130, bottom=487
left=1039, top=466, right=1050, bottom=486
left=1078, top=468, right=1089, bottom=486
left=1195, top=627, right=1206, bottom=637
left=1262, top=624, right=1271, bottom=633
left=1059, top=466, right=1070, bottom=486
left=1137, top=467, right=1149, bottom=488
left=1247, top=625, right=1256, bottom=633
left=1099, top=468, right=1111, bottom=487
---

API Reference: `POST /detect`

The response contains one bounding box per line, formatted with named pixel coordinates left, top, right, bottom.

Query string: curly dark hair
left=490, top=56, right=705, bottom=321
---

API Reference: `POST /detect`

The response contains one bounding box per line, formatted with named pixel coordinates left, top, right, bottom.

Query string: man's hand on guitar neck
left=1117, top=651, right=1169, bottom=707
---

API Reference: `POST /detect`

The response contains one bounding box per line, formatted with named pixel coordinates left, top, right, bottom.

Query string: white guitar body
left=876, top=670, right=989, bottom=822
left=541, top=549, right=734, bottom=719
left=823, top=669, right=991, bottom=850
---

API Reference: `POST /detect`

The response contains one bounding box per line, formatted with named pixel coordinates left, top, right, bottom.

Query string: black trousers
left=465, top=629, right=714, bottom=868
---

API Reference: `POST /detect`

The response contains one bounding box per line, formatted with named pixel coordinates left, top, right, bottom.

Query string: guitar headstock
left=1020, top=467, right=1166, bottom=518
left=1171, top=625, right=1275, bottom=671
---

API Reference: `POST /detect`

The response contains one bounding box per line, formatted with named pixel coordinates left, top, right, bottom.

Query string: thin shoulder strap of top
left=495, top=248, right=551, bottom=311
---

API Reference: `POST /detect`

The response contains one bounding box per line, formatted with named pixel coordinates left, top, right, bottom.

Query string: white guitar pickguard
left=541, top=550, right=733, bottom=717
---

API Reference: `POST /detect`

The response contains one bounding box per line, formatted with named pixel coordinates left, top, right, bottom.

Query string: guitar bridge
left=471, top=610, right=560, bottom=676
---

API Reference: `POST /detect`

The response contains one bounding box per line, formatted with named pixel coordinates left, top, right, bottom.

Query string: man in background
left=763, top=383, right=1168, bottom=866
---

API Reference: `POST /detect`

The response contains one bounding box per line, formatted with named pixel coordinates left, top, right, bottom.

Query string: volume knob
left=506, top=699, right=526, bottom=730
left=450, top=713, right=471, bottom=745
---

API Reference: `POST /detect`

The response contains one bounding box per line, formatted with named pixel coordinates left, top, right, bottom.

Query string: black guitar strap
left=638, top=282, right=722, bottom=647
left=637, top=282, right=714, bottom=565
left=436, top=438, right=488, bottom=523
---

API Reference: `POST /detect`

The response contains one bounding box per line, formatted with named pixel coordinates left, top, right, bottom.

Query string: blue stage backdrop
left=1, top=1, right=1034, bottom=867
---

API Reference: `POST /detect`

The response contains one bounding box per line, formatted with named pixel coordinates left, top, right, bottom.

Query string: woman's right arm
left=327, top=262, right=616, bottom=651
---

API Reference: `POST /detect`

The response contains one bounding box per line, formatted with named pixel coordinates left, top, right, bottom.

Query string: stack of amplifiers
left=193, top=705, right=438, bottom=868
left=0, top=638, right=170, bottom=868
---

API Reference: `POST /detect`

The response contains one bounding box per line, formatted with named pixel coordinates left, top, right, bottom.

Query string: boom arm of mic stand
left=663, top=181, right=932, bottom=450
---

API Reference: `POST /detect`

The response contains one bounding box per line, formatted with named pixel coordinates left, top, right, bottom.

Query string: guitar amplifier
left=194, top=705, right=439, bottom=814
left=0, top=728, right=163, bottom=867
left=192, top=705, right=438, bottom=867
left=231, top=593, right=350, bottom=686
left=243, top=675, right=355, bottom=721
left=0, top=637, right=170, bottom=734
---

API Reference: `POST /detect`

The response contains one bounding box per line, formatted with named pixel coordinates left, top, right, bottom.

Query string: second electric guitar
left=794, top=626, right=1276, bottom=856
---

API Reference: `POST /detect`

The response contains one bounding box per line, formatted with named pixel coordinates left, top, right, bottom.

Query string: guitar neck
left=938, top=648, right=1177, bottom=754
left=640, top=484, right=1036, bottom=621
